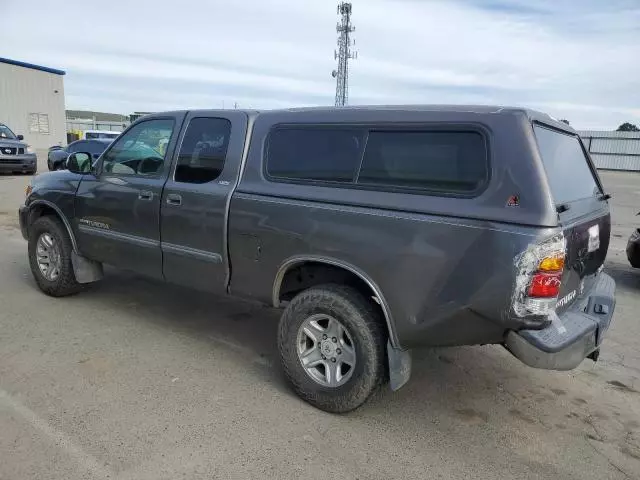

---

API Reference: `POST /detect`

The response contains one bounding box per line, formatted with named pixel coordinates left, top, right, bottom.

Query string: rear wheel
left=28, top=216, right=82, bottom=297
left=278, top=284, right=386, bottom=413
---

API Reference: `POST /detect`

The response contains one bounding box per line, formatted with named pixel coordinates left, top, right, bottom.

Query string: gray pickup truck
left=19, top=106, right=616, bottom=412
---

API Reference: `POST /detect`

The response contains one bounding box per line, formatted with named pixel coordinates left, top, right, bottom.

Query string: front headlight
left=26, top=145, right=36, bottom=154
left=25, top=184, right=33, bottom=198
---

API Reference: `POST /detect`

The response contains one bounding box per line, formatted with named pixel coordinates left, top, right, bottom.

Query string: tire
left=628, top=230, right=640, bottom=268
left=278, top=284, right=387, bottom=413
left=47, top=160, right=53, bottom=171
left=28, top=216, right=83, bottom=297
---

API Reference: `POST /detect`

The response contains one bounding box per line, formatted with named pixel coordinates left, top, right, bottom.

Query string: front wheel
left=278, top=284, right=387, bottom=413
left=28, top=216, right=82, bottom=297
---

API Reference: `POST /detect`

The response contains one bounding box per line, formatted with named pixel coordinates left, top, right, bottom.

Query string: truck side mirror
left=17, top=134, right=24, bottom=140
left=67, top=152, right=92, bottom=174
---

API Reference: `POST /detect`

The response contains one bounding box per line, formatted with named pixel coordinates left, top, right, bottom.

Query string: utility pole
left=332, top=2, right=357, bottom=107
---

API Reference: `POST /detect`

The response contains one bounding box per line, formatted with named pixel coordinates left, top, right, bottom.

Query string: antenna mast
left=332, top=2, right=357, bottom=107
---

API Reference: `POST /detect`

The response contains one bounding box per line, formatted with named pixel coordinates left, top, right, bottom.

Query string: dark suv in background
left=47, top=139, right=113, bottom=171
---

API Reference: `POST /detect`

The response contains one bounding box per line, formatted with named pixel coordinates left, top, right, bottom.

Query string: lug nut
left=322, top=334, right=328, bottom=340
left=332, top=337, right=337, bottom=343
left=321, top=354, right=326, bottom=360
left=336, top=348, right=341, bottom=354
left=331, top=358, right=336, bottom=363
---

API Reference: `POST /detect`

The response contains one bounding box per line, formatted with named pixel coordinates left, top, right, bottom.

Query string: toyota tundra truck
left=18, top=106, right=616, bottom=412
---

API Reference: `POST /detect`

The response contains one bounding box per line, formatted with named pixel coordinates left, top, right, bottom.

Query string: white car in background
left=82, top=130, right=121, bottom=141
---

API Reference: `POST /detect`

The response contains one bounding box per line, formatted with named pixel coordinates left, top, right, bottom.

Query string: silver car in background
left=0, top=123, right=37, bottom=174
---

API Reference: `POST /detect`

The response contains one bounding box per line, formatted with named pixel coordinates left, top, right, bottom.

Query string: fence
left=65, top=118, right=129, bottom=142
left=578, top=130, right=640, bottom=171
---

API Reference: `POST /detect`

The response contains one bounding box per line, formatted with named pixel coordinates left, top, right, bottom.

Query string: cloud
left=2, top=0, right=639, bottom=128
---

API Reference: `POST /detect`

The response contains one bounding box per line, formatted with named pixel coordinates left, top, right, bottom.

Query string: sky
left=2, top=0, right=639, bottom=129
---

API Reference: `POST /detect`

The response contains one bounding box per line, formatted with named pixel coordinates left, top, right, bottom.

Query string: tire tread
left=278, top=284, right=387, bottom=413
left=28, top=216, right=83, bottom=297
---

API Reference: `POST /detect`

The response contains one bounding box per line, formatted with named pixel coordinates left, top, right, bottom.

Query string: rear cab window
left=533, top=124, right=602, bottom=206
left=266, top=128, right=363, bottom=182
left=265, top=125, right=489, bottom=196
left=358, top=131, right=486, bottom=193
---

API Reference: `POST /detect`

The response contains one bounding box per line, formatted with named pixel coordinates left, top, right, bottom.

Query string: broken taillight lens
left=528, top=272, right=562, bottom=297
left=538, top=255, right=565, bottom=272
left=512, top=233, right=566, bottom=318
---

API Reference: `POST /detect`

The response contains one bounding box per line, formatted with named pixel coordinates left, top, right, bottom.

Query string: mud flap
left=71, top=252, right=104, bottom=284
left=387, top=340, right=411, bottom=391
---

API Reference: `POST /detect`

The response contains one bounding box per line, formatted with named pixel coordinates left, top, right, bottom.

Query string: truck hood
left=33, top=169, right=83, bottom=186
left=28, top=170, right=85, bottom=204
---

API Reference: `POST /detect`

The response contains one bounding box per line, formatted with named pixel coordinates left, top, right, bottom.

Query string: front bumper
left=19, top=205, right=29, bottom=240
left=0, top=154, right=37, bottom=172
left=505, top=272, right=616, bottom=370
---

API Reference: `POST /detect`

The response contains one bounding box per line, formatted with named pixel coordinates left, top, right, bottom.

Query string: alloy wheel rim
left=296, top=314, right=356, bottom=387
left=36, top=232, right=61, bottom=281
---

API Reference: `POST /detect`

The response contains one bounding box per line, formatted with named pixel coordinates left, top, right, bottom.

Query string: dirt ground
left=0, top=161, right=639, bottom=479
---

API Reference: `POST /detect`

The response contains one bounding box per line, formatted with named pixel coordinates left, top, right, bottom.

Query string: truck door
left=74, top=114, right=184, bottom=278
left=160, top=111, right=249, bottom=292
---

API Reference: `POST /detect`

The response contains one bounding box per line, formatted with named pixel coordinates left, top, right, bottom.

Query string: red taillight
left=528, top=272, right=562, bottom=298
left=513, top=233, right=567, bottom=318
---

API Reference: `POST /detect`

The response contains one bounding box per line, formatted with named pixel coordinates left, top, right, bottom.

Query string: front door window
left=100, top=119, right=174, bottom=176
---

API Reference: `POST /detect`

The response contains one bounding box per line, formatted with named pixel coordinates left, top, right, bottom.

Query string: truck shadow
left=13, top=259, right=637, bottom=454
left=18, top=264, right=529, bottom=405
left=73, top=270, right=608, bottom=409
left=81, top=267, right=287, bottom=384
left=12, top=257, right=640, bottom=476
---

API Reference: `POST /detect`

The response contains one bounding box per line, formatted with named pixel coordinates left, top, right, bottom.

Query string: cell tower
left=332, top=2, right=357, bottom=107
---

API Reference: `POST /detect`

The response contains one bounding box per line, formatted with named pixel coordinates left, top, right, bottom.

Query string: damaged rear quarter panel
left=230, top=108, right=563, bottom=350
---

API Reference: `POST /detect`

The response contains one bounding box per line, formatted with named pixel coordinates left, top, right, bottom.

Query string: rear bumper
left=19, top=205, right=29, bottom=240
left=505, top=272, right=616, bottom=370
left=0, top=154, right=37, bottom=172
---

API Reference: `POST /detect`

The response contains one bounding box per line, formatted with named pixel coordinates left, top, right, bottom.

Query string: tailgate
left=556, top=209, right=610, bottom=314
left=533, top=124, right=611, bottom=313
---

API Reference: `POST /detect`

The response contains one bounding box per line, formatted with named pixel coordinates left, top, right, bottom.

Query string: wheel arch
left=272, top=255, right=400, bottom=348
left=27, top=200, right=79, bottom=253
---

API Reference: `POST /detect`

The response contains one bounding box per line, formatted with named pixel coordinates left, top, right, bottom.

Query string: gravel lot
left=1, top=159, right=639, bottom=480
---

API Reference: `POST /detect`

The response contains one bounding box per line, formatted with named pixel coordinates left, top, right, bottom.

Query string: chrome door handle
left=138, top=190, right=153, bottom=201
left=166, top=193, right=182, bottom=206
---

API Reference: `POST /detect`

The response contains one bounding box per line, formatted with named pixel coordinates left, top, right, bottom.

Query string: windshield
left=0, top=124, right=17, bottom=140
left=534, top=124, right=601, bottom=205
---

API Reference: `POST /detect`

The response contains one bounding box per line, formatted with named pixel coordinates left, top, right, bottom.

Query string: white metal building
left=0, top=57, right=66, bottom=150
left=579, top=130, right=640, bottom=171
